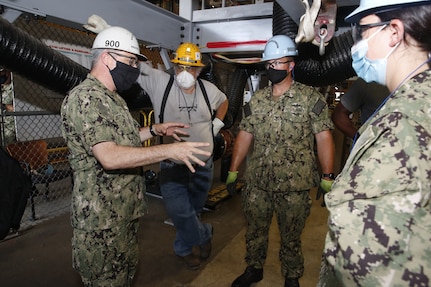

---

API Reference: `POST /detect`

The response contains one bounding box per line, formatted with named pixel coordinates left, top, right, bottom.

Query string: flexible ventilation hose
left=272, top=1, right=356, bottom=86
left=0, top=17, right=88, bottom=94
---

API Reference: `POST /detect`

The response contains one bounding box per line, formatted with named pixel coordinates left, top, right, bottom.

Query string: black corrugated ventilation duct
left=0, top=16, right=151, bottom=110
left=200, top=59, right=222, bottom=90
left=0, top=17, right=88, bottom=94
left=272, top=1, right=356, bottom=86
left=200, top=61, right=230, bottom=128
left=223, top=68, right=250, bottom=128
left=199, top=58, right=251, bottom=130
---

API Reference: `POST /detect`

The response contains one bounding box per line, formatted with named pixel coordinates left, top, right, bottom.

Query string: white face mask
left=176, top=70, right=196, bottom=89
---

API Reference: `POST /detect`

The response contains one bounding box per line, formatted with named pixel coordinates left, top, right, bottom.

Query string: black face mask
left=109, top=61, right=140, bottom=92
left=266, top=68, right=288, bottom=84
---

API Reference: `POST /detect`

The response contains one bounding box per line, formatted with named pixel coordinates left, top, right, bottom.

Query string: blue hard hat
left=261, top=35, right=298, bottom=62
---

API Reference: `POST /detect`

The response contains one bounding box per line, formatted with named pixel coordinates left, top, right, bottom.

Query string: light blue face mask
left=351, top=24, right=399, bottom=85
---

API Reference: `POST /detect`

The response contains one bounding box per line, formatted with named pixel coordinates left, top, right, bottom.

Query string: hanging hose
left=294, top=31, right=355, bottom=86
left=272, top=1, right=356, bottom=86
left=224, top=68, right=251, bottom=129
left=200, top=59, right=223, bottom=90
left=0, top=17, right=87, bottom=94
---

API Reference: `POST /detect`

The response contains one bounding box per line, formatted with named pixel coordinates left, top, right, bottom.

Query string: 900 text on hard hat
left=104, top=40, right=120, bottom=48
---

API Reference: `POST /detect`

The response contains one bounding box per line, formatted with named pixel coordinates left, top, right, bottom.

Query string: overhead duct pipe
left=0, top=16, right=88, bottom=94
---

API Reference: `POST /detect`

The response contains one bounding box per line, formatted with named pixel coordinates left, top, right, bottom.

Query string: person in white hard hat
left=319, top=1, right=431, bottom=286
left=60, top=26, right=211, bottom=286
left=226, top=34, right=335, bottom=287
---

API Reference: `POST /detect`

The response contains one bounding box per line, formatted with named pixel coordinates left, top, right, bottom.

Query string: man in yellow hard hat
left=137, top=42, right=228, bottom=270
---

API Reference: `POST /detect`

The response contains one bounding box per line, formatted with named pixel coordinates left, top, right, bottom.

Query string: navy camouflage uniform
left=61, top=74, right=147, bottom=286
left=320, top=70, right=431, bottom=286
left=240, top=82, right=333, bottom=279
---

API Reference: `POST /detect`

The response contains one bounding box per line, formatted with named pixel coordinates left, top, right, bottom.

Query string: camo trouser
left=72, top=219, right=140, bottom=287
left=242, top=186, right=312, bottom=279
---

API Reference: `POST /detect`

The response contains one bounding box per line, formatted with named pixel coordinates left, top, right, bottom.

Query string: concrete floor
left=0, top=183, right=328, bottom=287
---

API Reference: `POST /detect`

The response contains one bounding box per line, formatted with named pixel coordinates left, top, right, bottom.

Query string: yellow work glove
left=319, top=178, right=334, bottom=193
left=316, top=178, right=334, bottom=207
left=226, top=171, right=238, bottom=195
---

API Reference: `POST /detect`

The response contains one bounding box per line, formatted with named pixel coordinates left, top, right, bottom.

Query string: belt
left=162, top=159, right=201, bottom=167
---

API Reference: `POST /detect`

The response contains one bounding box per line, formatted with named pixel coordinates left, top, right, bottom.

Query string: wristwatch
left=321, top=173, right=335, bottom=180
left=149, top=124, right=157, bottom=137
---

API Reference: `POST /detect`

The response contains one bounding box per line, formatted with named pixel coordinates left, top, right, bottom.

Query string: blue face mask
left=351, top=24, right=399, bottom=86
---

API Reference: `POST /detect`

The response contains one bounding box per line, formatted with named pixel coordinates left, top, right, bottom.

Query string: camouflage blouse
left=240, top=81, right=333, bottom=192
left=61, top=74, right=146, bottom=231
left=323, top=70, right=431, bottom=286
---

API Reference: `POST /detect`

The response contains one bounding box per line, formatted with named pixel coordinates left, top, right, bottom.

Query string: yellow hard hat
left=171, top=43, right=205, bottom=67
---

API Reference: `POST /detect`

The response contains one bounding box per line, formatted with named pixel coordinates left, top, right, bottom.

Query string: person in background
left=319, top=0, right=431, bottom=286
left=137, top=42, right=228, bottom=270
left=225, top=35, right=335, bottom=287
left=61, top=26, right=211, bottom=287
left=0, top=67, right=16, bottom=145
left=331, top=77, right=389, bottom=139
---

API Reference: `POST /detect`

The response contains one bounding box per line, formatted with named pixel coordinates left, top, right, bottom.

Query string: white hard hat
left=345, top=0, right=431, bottom=23
left=92, top=26, right=147, bottom=61
left=261, top=35, right=298, bottom=62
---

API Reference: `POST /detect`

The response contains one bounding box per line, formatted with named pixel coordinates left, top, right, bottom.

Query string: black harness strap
left=159, top=75, right=175, bottom=125
left=159, top=76, right=214, bottom=144
left=197, top=78, right=214, bottom=118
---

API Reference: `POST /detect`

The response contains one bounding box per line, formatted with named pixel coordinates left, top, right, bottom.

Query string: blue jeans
left=159, top=157, right=213, bottom=256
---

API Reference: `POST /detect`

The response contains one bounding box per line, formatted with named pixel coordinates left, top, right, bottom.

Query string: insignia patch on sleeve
left=243, top=102, right=252, bottom=117
left=312, top=99, right=326, bottom=115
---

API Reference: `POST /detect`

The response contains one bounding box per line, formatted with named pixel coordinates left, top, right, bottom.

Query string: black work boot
left=231, top=266, right=263, bottom=287
left=284, top=277, right=300, bottom=287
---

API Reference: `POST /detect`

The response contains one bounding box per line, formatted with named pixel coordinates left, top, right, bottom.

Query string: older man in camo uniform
left=226, top=35, right=335, bottom=287
left=61, top=26, right=210, bottom=287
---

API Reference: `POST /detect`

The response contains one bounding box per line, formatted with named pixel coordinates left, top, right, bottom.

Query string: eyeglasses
left=175, top=65, right=197, bottom=72
left=265, top=60, right=292, bottom=69
left=108, top=52, right=139, bottom=68
left=351, top=21, right=391, bottom=43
